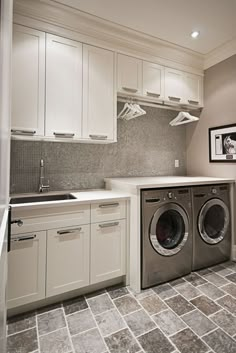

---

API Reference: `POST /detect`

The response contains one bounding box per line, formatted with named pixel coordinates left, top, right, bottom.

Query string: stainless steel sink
left=10, top=194, right=76, bottom=204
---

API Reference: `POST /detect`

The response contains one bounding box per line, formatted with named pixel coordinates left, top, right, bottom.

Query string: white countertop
left=105, top=176, right=235, bottom=190
left=10, top=189, right=130, bottom=210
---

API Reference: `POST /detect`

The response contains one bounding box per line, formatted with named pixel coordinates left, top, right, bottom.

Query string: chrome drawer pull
left=99, top=222, right=119, bottom=229
left=188, top=99, right=199, bottom=104
left=99, top=203, right=119, bottom=208
left=53, top=132, right=75, bottom=138
left=146, top=91, right=160, bottom=97
left=122, top=87, right=138, bottom=93
left=12, top=234, right=36, bottom=242
left=89, top=134, right=108, bottom=140
left=11, top=129, right=36, bottom=135
left=168, top=96, right=181, bottom=101
left=57, top=227, right=82, bottom=235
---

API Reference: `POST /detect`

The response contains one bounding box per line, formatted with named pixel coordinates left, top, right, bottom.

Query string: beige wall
left=186, top=54, right=236, bottom=247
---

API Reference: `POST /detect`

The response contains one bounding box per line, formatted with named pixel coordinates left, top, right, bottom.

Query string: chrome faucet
left=39, top=159, right=50, bottom=193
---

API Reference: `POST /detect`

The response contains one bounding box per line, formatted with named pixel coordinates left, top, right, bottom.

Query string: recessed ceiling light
left=191, top=31, right=200, bottom=39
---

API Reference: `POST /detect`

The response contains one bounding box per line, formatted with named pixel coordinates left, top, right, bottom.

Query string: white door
left=164, top=67, right=184, bottom=104
left=91, top=220, right=126, bottom=284
left=117, top=54, right=142, bottom=95
left=46, top=34, right=82, bottom=139
left=46, top=225, right=90, bottom=297
left=143, top=61, right=164, bottom=100
left=7, top=231, right=46, bottom=309
left=183, top=73, right=203, bottom=106
left=82, top=45, right=116, bottom=142
left=12, top=25, right=45, bottom=136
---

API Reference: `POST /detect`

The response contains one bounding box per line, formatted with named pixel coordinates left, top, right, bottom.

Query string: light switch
left=175, top=160, right=179, bottom=168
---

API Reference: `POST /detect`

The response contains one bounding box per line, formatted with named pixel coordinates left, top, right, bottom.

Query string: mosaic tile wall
left=10, top=104, right=186, bottom=194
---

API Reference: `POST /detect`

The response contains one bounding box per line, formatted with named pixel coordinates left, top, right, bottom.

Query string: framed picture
left=209, top=124, right=236, bottom=162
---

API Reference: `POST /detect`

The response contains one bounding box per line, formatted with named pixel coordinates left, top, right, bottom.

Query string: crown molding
left=204, top=38, right=236, bottom=70
left=13, top=0, right=205, bottom=75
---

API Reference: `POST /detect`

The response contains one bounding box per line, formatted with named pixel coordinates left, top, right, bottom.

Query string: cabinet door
left=82, top=45, right=116, bottom=142
left=7, top=231, right=46, bottom=309
left=143, top=61, right=164, bottom=99
left=164, top=67, right=184, bottom=103
left=117, top=54, right=142, bottom=95
left=91, top=220, right=126, bottom=284
left=46, top=34, right=82, bottom=139
left=46, top=225, right=90, bottom=297
left=183, top=73, right=203, bottom=106
left=12, top=25, right=45, bottom=136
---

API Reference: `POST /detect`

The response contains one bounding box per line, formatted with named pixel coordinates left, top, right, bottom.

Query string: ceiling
left=52, top=0, right=236, bottom=54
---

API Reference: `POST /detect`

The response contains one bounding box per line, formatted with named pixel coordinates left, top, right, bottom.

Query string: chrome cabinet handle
left=11, top=219, right=23, bottom=227
left=146, top=91, right=160, bottom=97
left=99, top=222, right=119, bottom=229
left=122, top=87, right=138, bottom=93
left=168, top=96, right=181, bottom=101
left=11, top=234, right=36, bottom=242
left=99, top=203, right=119, bottom=208
left=57, top=227, right=82, bottom=235
left=188, top=99, right=199, bottom=104
left=11, top=129, right=36, bottom=135
left=89, top=134, right=108, bottom=140
left=53, top=132, right=75, bottom=138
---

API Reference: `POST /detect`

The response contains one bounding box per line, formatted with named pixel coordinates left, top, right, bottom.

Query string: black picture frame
left=209, top=123, right=236, bottom=163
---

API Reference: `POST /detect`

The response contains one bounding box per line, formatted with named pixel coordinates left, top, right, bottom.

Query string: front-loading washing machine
left=141, top=187, right=192, bottom=289
left=192, top=184, right=231, bottom=271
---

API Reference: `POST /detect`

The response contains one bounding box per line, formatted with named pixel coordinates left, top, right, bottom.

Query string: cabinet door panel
left=164, top=67, right=184, bottom=103
left=12, top=25, right=45, bottom=136
left=143, top=61, right=164, bottom=99
left=117, top=54, right=142, bottom=94
left=7, top=231, right=46, bottom=309
left=46, top=34, right=82, bottom=138
left=46, top=225, right=90, bottom=297
left=83, top=45, right=115, bottom=141
left=91, top=220, right=126, bottom=284
left=184, top=73, right=203, bottom=106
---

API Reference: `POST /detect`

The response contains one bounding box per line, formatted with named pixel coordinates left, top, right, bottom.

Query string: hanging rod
left=117, top=94, right=202, bottom=113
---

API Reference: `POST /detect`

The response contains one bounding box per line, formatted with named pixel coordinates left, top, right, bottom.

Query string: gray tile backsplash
left=10, top=104, right=186, bottom=194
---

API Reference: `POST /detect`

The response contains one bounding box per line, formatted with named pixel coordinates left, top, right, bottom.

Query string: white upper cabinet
left=143, top=61, right=164, bottom=100
left=164, top=67, right=184, bottom=104
left=117, top=54, right=142, bottom=95
left=82, top=45, right=116, bottom=142
left=46, top=34, right=83, bottom=139
left=183, top=72, right=203, bottom=106
left=12, top=25, right=45, bottom=136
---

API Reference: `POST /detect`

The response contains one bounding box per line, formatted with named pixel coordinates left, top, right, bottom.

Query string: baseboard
left=231, top=245, right=236, bottom=261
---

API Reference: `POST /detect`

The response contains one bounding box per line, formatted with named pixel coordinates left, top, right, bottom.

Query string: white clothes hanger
left=169, top=111, right=199, bottom=126
left=118, top=102, right=146, bottom=120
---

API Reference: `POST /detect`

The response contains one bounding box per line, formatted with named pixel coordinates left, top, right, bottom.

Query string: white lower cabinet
left=8, top=200, right=127, bottom=309
left=46, top=225, right=90, bottom=297
left=91, top=220, right=126, bottom=284
left=7, top=231, right=46, bottom=309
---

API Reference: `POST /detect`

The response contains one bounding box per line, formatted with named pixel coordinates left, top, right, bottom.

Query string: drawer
left=91, top=200, right=126, bottom=223
left=11, top=204, right=90, bottom=234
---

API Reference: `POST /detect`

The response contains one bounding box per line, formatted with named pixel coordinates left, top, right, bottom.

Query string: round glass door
left=150, top=204, right=189, bottom=256
left=198, top=198, right=229, bottom=244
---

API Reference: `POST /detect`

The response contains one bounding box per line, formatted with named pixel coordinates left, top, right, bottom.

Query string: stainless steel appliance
left=192, top=184, right=231, bottom=270
left=141, top=188, right=192, bottom=289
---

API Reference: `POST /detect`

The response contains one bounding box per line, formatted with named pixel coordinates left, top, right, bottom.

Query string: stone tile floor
left=7, top=261, right=236, bottom=353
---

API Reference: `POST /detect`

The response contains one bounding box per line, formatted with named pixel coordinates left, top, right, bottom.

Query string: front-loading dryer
left=192, top=184, right=231, bottom=271
left=141, top=188, right=192, bottom=289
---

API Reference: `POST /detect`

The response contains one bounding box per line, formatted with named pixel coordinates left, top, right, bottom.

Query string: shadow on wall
left=10, top=104, right=186, bottom=193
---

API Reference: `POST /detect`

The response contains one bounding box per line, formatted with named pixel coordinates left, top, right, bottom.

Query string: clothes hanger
left=169, top=111, right=199, bottom=126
